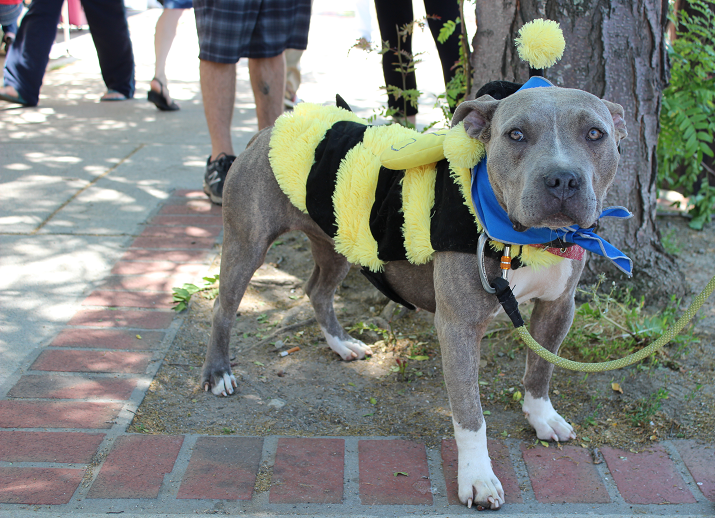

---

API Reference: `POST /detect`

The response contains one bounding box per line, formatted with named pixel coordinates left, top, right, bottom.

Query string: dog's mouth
left=511, top=212, right=596, bottom=232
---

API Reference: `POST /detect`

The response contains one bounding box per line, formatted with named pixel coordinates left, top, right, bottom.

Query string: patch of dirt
left=130, top=218, right=715, bottom=451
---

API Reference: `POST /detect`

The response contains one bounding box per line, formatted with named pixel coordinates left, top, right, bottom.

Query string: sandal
left=0, top=86, right=28, bottom=106
left=101, top=89, right=128, bottom=101
left=147, top=78, right=179, bottom=111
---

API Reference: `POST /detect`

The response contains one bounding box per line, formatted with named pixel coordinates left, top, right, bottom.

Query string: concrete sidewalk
left=1, top=4, right=714, bottom=517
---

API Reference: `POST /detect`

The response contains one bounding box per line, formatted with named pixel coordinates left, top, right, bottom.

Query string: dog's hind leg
left=201, top=228, right=272, bottom=397
left=304, top=232, right=372, bottom=360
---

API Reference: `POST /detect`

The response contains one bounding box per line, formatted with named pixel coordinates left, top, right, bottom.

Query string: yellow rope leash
left=514, top=274, right=715, bottom=372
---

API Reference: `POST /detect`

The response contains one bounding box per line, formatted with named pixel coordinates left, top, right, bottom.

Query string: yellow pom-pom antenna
left=515, top=19, right=565, bottom=70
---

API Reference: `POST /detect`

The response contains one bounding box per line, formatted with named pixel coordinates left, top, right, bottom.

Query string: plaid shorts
left=194, top=0, right=311, bottom=63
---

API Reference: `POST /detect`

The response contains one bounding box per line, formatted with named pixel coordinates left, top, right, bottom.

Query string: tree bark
left=470, top=0, right=685, bottom=300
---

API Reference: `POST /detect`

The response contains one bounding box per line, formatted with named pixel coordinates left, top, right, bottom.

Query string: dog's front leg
left=521, top=272, right=581, bottom=442
left=434, top=253, right=504, bottom=509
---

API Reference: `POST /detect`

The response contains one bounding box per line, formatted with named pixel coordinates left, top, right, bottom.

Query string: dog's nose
left=544, top=171, right=580, bottom=200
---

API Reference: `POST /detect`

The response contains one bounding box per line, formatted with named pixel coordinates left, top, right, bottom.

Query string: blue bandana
left=469, top=77, right=633, bottom=276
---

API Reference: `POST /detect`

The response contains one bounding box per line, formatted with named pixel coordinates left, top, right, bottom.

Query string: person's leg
left=80, top=0, right=135, bottom=99
left=423, top=0, right=462, bottom=110
left=151, top=8, right=184, bottom=104
left=200, top=59, right=236, bottom=160
left=248, top=52, right=285, bottom=130
left=1, top=0, right=63, bottom=106
left=374, top=0, right=417, bottom=119
left=284, top=48, right=301, bottom=105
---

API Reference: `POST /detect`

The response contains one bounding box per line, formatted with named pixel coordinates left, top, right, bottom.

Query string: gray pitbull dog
left=201, top=86, right=627, bottom=509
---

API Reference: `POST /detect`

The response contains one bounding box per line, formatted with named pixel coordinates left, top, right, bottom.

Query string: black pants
left=4, top=0, right=135, bottom=106
left=374, top=0, right=462, bottom=117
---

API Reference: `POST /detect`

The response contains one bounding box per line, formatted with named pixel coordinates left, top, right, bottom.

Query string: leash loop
left=492, top=272, right=715, bottom=372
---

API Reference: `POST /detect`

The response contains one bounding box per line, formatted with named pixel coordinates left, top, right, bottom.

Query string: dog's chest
left=509, top=258, right=574, bottom=303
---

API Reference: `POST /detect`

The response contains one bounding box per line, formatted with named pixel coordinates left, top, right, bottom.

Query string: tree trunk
left=470, top=0, right=685, bottom=300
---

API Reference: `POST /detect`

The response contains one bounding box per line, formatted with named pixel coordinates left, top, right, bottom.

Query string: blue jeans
left=3, top=0, right=135, bottom=106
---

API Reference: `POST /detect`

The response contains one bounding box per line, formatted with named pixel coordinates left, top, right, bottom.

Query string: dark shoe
left=203, top=153, right=236, bottom=205
left=1, top=33, right=14, bottom=54
left=148, top=78, right=179, bottom=111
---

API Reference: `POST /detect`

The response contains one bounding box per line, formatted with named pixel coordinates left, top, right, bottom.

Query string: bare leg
left=151, top=8, right=184, bottom=105
left=200, top=59, right=236, bottom=160
left=248, top=53, right=286, bottom=130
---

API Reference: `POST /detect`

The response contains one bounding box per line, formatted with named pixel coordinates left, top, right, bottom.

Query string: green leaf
left=348, top=382, right=356, bottom=386
left=254, top=361, right=265, bottom=366
left=393, top=471, right=409, bottom=477
left=438, top=19, right=456, bottom=44
left=369, top=397, right=377, bottom=405
left=363, top=412, right=374, bottom=417
left=409, top=355, right=429, bottom=361
left=483, top=410, right=491, bottom=415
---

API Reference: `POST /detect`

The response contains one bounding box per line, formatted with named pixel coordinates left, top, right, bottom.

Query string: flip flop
left=100, top=89, right=127, bottom=101
left=0, top=89, right=28, bottom=106
left=147, top=78, right=179, bottom=111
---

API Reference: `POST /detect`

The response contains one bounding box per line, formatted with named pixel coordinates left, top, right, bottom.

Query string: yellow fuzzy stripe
left=268, top=103, right=365, bottom=213
left=443, top=122, right=485, bottom=168
left=402, top=164, right=437, bottom=264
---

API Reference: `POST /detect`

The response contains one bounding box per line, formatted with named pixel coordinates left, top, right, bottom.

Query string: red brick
left=140, top=225, right=222, bottom=238
left=130, top=236, right=217, bottom=250
left=100, top=274, right=184, bottom=293
left=358, top=439, right=432, bottom=505
left=0, top=468, right=83, bottom=504
left=173, top=190, right=206, bottom=198
left=32, top=350, right=151, bottom=374
left=120, top=249, right=212, bottom=263
left=68, top=309, right=174, bottom=329
left=177, top=437, right=263, bottom=500
left=0, top=431, right=105, bottom=462
left=270, top=438, right=344, bottom=504
left=0, top=401, right=121, bottom=429
left=521, top=444, right=609, bottom=503
left=82, top=290, right=174, bottom=309
left=8, top=375, right=138, bottom=400
left=441, top=439, right=522, bottom=505
left=88, top=435, right=184, bottom=499
left=601, top=445, right=696, bottom=504
left=51, top=328, right=164, bottom=349
left=159, top=202, right=221, bottom=215
left=111, top=261, right=206, bottom=276
left=150, top=215, right=223, bottom=227
left=675, top=440, right=715, bottom=501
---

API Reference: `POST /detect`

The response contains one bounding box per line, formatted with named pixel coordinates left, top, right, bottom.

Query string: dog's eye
left=509, top=129, right=525, bottom=142
left=587, top=128, right=604, bottom=141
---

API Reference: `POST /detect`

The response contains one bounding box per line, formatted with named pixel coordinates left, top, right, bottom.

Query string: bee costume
left=268, top=20, right=632, bottom=309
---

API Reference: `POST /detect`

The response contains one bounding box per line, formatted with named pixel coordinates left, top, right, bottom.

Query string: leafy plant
left=629, top=388, right=669, bottom=427
left=560, top=274, right=699, bottom=362
left=172, top=274, right=220, bottom=312
left=658, top=0, right=715, bottom=229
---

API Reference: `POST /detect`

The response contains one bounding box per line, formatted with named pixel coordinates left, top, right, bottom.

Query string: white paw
left=454, top=421, right=505, bottom=509
left=322, top=327, right=373, bottom=361
left=522, top=391, right=576, bottom=442
left=207, top=372, right=237, bottom=397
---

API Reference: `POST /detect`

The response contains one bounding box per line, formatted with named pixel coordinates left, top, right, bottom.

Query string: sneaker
left=203, top=153, right=236, bottom=205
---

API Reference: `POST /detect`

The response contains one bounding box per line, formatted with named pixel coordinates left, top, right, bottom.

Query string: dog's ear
left=451, top=95, right=501, bottom=141
left=600, top=99, right=628, bottom=144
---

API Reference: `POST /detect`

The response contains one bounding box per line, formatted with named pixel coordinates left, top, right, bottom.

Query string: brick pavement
left=1, top=192, right=714, bottom=515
